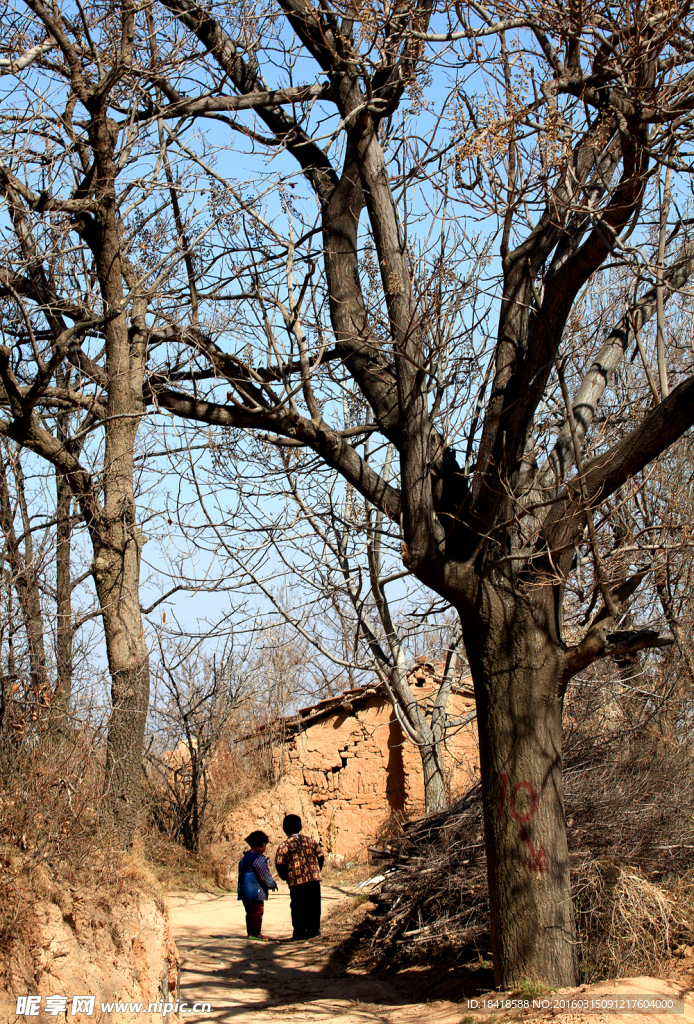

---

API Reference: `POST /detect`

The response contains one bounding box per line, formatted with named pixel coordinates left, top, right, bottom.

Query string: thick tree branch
left=534, top=235, right=694, bottom=496
left=154, top=387, right=402, bottom=516
left=545, top=375, right=694, bottom=553
left=562, top=624, right=673, bottom=685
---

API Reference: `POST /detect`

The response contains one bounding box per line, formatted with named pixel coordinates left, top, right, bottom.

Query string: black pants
left=289, top=881, right=321, bottom=939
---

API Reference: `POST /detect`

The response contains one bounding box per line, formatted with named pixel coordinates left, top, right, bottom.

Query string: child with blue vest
left=237, top=830, right=278, bottom=940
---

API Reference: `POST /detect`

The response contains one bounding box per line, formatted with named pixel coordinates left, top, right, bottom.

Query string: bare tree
left=5, top=0, right=694, bottom=985
left=183, top=433, right=476, bottom=812
left=144, top=636, right=249, bottom=852
left=140, top=0, right=694, bottom=986
left=275, top=458, right=476, bottom=813
left=0, top=429, right=93, bottom=732
left=0, top=0, right=219, bottom=843
left=0, top=441, right=49, bottom=697
left=0, top=439, right=102, bottom=742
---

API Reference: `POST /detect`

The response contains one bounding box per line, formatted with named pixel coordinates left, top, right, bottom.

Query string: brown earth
left=1, top=856, right=179, bottom=1024
left=167, top=885, right=694, bottom=1024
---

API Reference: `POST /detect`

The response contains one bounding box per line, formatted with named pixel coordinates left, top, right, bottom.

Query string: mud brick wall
left=221, top=667, right=479, bottom=863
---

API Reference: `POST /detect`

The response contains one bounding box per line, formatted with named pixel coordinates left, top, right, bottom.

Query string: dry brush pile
left=361, top=724, right=694, bottom=982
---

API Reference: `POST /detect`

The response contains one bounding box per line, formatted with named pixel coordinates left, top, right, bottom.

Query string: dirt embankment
left=1, top=854, right=179, bottom=1024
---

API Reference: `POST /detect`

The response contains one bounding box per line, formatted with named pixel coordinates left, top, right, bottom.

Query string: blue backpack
left=238, top=851, right=263, bottom=900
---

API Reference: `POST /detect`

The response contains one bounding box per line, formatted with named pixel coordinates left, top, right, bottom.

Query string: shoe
left=247, top=935, right=269, bottom=941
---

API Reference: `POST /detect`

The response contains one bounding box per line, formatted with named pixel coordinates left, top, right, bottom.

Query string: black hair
left=282, top=814, right=302, bottom=836
left=245, top=830, right=270, bottom=848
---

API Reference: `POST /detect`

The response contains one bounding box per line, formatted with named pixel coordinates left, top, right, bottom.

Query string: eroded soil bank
left=1, top=859, right=179, bottom=1024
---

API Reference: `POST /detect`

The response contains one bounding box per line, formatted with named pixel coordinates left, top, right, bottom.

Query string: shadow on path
left=166, top=887, right=458, bottom=1024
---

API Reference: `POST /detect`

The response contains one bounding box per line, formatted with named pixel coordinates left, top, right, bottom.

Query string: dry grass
left=0, top=721, right=175, bottom=998
left=0, top=872, right=26, bottom=959
left=116, top=845, right=167, bottom=901
left=0, top=833, right=171, bottom=999
left=140, top=826, right=227, bottom=892
left=575, top=862, right=694, bottom=981
left=0, top=728, right=105, bottom=867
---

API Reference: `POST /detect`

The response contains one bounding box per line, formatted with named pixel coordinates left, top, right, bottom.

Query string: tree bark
left=54, top=398, right=74, bottom=722
left=85, top=111, right=150, bottom=847
left=94, top=381, right=149, bottom=845
left=462, top=584, right=578, bottom=989
left=421, top=739, right=448, bottom=813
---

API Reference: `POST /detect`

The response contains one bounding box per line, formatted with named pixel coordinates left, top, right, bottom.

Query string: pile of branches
left=366, top=784, right=488, bottom=958
left=361, top=726, right=694, bottom=977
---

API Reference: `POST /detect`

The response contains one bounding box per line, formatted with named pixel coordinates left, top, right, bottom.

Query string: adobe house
left=219, top=660, right=480, bottom=862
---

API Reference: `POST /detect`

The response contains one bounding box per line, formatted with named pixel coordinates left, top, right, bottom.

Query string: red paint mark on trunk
left=510, top=780, right=538, bottom=822
left=498, top=775, right=546, bottom=872
left=520, top=825, right=547, bottom=872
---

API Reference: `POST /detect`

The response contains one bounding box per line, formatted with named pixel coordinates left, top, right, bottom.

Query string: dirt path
left=167, top=887, right=694, bottom=1024
left=166, top=885, right=460, bottom=1024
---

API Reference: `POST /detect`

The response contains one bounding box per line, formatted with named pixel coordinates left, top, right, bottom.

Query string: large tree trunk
left=54, top=397, right=74, bottom=722
left=100, top=655, right=149, bottom=842
left=462, top=586, right=578, bottom=989
left=94, top=467, right=149, bottom=844
left=93, top=328, right=149, bottom=846
left=87, top=112, right=150, bottom=848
